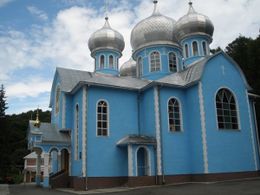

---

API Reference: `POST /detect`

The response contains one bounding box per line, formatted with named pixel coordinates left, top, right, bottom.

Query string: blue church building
left=27, top=1, right=260, bottom=190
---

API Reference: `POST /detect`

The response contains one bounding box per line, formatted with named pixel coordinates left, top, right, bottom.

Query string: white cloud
left=0, top=0, right=13, bottom=8
left=6, top=77, right=52, bottom=98
left=27, top=6, right=48, bottom=21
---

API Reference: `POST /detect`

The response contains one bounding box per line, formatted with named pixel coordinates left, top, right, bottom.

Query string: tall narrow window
left=192, top=41, right=199, bottom=56
left=74, top=104, right=79, bottom=160
left=97, top=100, right=108, bottom=136
left=216, top=88, right=239, bottom=130
left=202, top=41, right=207, bottom=56
left=150, top=51, right=160, bottom=72
left=137, top=57, right=143, bottom=77
left=184, top=44, right=189, bottom=58
left=169, top=52, right=177, bottom=72
left=100, top=55, right=105, bottom=68
left=55, top=86, right=61, bottom=114
left=168, top=98, right=181, bottom=132
left=109, top=55, right=114, bottom=68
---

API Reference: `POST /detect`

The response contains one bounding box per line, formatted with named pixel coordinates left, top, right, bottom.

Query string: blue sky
left=0, top=0, right=259, bottom=114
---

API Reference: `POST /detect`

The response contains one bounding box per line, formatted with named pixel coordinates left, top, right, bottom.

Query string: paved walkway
left=3, top=178, right=260, bottom=195
left=0, top=185, right=10, bottom=195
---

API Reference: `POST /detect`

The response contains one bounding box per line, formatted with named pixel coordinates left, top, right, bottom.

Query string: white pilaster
left=246, top=90, right=258, bottom=170
left=82, top=86, right=87, bottom=177
left=154, top=86, right=162, bottom=175
left=36, top=151, right=41, bottom=185
left=127, top=144, right=133, bottom=176
left=43, top=153, right=50, bottom=177
left=62, top=94, right=66, bottom=128
left=198, top=82, right=209, bottom=173
left=57, top=151, right=61, bottom=171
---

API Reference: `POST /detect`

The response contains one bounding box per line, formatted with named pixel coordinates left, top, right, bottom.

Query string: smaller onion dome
left=120, top=58, right=136, bottom=77
left=175, top=2, right=214, bottom=42
left=88, top=17, right=125, bottom=56
left=130, top=0, right=178, bottom=53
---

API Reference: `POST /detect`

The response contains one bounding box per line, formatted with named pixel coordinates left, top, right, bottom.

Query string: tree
left=0, top=84, right=8, bottom=118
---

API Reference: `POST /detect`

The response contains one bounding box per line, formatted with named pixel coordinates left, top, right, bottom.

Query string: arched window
left=169, top=52, right=177, bottom=72
left=202, top=41, right=207, bottom=56
left=168, top=98, right=181, bottom=132
left=100, top=55, right=105, bottom=68
left=216, top=89, right=239, bottom=129
left=150, top=51, right=161, bottom=72
left=109, top=55, right=114, bottom=68
left=184, top=44, right=189, bottom=58
left=192, top=41, right=199, bottom=56
left=55, top=86, right=61, bottom=114
left=74, top=104, right=79, bottom=160
left=97, top=100, right=108, bottom=136
left=137, top=57, right=143, bottom=77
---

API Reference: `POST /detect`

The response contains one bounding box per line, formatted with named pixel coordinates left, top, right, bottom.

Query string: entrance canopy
left=117, top=134, right=156, bottom=146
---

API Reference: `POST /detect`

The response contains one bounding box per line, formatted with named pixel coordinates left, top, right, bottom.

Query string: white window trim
left=99, top=55, right=105, bottom=69
left=214, top=86, right=241, bottom=130
left=149, top=50, right=162, bottom=72
left=201, top=41, right=208, bottom=56
left=184, top=43, right=189, bottom=58
left=109, top=54, right=114, bottom=69
left=135, top=146, right=151, bottom=176
left=167, top=51, right=178, bottom=73
left=167, top=96, right=184, bottom=132
left=137, top=56, right=143, bottom=77
left=191, top=40, right=199, bottom=57
left=96, top=99, right=110, bottom=137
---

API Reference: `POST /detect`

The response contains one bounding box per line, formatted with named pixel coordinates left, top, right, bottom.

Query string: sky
left=0, top=0, right=259, bottom=115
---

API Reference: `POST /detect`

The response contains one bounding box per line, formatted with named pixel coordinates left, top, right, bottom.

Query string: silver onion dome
left=120, top=58, right=136, bottom=77
left=130, top=1, right=178, bottom=53
left=88, top=17, right=125, bottom=56
left=175, top=2, right=214, bottom=42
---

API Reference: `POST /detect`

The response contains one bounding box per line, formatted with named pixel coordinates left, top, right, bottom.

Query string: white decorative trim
left=246, top=90, right=258, bottom=170
left=167, top=96, right=183, bottom=132
left=82, top=86, right=87, bottom=177
left=154, top=86, right=162, bottom=175
left=149, top=50, right=162, bottom=72
left=198, top=82, right=209, bottom=173
left=253, top=101, right=260, bottom=165
left=128, top=144, right=133, bottom=176
left=96, top=99, right=110, bottom=137
left=43, top=153, right=49, bottom=177
left=62, top=94, right=66, bottom=128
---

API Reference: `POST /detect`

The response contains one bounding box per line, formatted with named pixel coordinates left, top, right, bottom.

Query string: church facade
left=27, top=1, right=260, bottom=190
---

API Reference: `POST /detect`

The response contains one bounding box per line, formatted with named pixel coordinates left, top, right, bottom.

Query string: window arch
left=97, top=100, right=109, bottom=136
left=168, top=98, right=182, bottom=132
left=74, top=104, right=79, bottom=160
left=184, top=44, right=189, bottom=58
left=55, top=86, right=61, bottom=114
left=169, top=52, right=177, bottom=72
left=100, top=55, right=105, bottom=68
left=137, top=57, right=143, bottom=77
left=216, top=88, right=239, bottom=129
left=202, top=41, right=207, bottom=56
left=192, top=41, right=199, bottom=56
left=150, top=51, right=161, bottom=72
left=109, top=55, right=114, bottom=68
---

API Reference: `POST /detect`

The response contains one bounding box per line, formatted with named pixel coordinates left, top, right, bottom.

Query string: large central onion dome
left=120, top=58, right=136, bottom=77
left=130, top=0, right=178, bottom=53
left=175, top=2, right=214, bottom=42
left=88, top=17, right=125, bottom=56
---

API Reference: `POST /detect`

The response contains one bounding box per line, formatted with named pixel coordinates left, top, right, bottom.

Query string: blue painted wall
left=86, top=86, right=139, bottom=177
left=201, top=54, right=258, bottom=173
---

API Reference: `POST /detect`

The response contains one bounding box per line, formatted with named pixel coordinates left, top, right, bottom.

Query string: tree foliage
left=0, top=84, right=8, bottom=118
